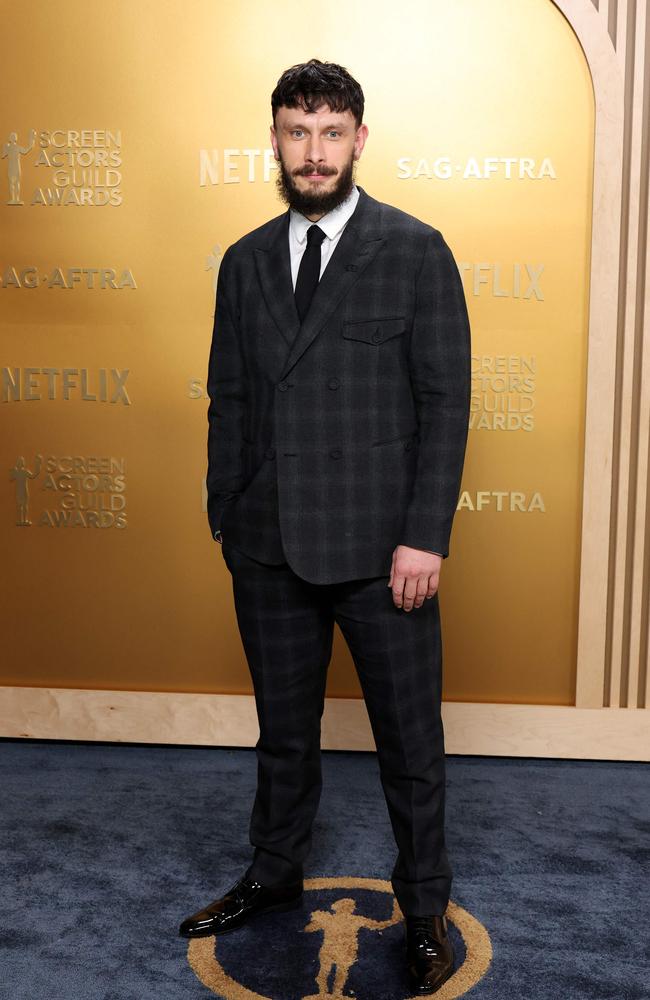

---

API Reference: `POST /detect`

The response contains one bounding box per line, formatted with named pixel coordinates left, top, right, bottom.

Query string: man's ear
left=270, top=124, right=279, bottom=160
left=354, top=123, right=369, bottom=160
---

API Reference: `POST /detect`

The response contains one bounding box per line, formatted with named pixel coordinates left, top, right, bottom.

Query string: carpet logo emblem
left=187, top=876, right=492, bottom=999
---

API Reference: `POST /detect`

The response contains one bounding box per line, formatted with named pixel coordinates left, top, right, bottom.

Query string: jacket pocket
left=342, top=316, right=408, bottom=345
left=371, top=429, right=418, bottom=448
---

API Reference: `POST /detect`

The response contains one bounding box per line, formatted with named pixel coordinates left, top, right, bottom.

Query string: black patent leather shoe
left=178, top=874, right=303, bottom=938
left=405, top=914, right=455, bottom=994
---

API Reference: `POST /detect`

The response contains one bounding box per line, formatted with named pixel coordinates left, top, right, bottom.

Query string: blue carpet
left=1, top=741, right=648, bottom=999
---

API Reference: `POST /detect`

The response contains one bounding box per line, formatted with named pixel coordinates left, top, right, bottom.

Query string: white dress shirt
left=288, top=184, right=360, bottom=290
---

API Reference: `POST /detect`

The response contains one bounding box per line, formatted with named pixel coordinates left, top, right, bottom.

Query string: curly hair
left=271, top=58, right=364, bottom=128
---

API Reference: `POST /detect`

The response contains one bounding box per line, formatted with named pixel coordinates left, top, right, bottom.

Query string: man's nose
left=305, top=134, right=325, bottom=164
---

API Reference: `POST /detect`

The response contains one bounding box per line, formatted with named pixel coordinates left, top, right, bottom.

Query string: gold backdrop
left=0, top=0, right=593, bottom=704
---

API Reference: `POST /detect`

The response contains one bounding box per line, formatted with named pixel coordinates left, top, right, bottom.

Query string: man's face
left=270, top=102, right=368, bottom=219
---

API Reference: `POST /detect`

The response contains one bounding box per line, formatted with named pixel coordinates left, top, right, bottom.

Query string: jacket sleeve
left=206, top=247, right=248, bottom=540
left=399, top=229, right=471, bottom=559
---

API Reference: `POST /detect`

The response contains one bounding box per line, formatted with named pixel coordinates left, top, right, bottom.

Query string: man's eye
left=292, top=130, right=304, bottom=138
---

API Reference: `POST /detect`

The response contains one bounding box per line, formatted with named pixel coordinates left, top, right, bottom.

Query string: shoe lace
left=232, top=876, right=261, bottom=902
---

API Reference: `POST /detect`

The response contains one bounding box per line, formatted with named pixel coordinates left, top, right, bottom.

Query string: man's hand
left=388, top=545, right=442, bottom=611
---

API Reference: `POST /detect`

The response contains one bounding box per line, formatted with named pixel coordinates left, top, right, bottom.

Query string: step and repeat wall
left=1, top=0, right=593, bottom=706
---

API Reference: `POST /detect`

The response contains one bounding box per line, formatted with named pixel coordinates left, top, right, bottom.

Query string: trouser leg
left=221, top=542, right=334, bottom=886
left=332, top=576, right=452, bottom=916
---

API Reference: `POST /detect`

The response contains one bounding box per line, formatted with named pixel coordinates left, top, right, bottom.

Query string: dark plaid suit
left=206, top=185, right=471, bottom=915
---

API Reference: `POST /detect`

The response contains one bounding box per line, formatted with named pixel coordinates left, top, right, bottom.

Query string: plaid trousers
left=221, top=537, right=452, bottom=917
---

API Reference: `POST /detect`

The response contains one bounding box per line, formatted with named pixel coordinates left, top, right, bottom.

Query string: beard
left=275, top=151, right=356, bottom=216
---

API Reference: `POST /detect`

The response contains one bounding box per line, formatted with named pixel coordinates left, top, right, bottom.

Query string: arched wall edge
left=552, top=0, right=624, bottom=708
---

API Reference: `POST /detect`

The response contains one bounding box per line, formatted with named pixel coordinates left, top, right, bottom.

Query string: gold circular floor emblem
left=187, top=876, right=492, bottom=999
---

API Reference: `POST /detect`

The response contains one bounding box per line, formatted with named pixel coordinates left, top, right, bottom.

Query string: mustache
left=294, top=165, right=337, bottom=176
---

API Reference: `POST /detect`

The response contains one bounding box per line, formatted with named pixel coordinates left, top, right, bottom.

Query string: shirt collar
left=289, top=184, right=360, bottom=244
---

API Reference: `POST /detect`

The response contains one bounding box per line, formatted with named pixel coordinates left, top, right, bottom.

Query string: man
left=179, top=59, right=471, bottom=996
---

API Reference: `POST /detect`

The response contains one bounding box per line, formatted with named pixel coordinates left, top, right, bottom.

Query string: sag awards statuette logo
left=186, top=877, right=492, bottom=1000
left=206, top=243, right=224, bottom=294
left=1, top=129, right=122, bottom=206
left=10, top=455, right=127, bottom=529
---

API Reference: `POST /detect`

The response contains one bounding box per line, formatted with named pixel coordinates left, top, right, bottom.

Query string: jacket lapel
left=253, top=186, right=386, bottom=379
left=253, top=214, right=300, bottom=349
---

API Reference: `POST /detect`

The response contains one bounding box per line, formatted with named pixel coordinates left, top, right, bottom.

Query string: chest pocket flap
left=342, top=316, right=408, bottom=345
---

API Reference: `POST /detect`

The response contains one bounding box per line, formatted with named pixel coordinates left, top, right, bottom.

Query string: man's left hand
left=388, top=545, right=442, bottom=611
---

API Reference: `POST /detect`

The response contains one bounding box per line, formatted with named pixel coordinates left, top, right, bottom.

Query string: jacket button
left=327, top=377, right=340, bottom=390
left=371, top=329, right=382, bottom=343
left=278, top=381, right=289, bottom=391
left=404, top=440, right=412, bottom=451
left=329, top=449, right=342, bottom=459
left=265, top=447, right=276, bottom=459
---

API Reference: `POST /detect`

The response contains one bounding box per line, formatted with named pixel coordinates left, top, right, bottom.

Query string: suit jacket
left=206, top=185, right=471, bottom=585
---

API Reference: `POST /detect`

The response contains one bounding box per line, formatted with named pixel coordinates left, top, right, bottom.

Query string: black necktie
left=294, top=224, right=326, bottom=323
